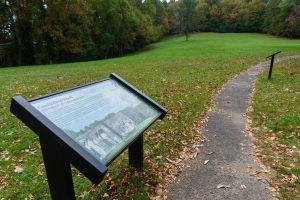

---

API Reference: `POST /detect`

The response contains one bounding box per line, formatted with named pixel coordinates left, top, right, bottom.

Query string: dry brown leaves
left=150, top=72, right=244, bottom=199
left=246, top=84, right=281, bottom=200
left=150, top=125, right=205, bottom=199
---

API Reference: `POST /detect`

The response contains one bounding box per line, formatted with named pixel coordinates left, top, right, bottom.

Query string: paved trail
left=167, top=55, right=300, bottom=200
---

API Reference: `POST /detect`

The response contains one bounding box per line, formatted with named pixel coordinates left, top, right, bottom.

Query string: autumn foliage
left=1, top=0, right=300, bottom=67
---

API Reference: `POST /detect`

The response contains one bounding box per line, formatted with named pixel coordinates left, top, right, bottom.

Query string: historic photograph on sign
left=31, top=79, right=161, bottom=164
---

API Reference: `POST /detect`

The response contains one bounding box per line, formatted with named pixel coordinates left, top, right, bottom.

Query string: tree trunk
left=16, top=1, right=24, bottom=66
left=10, top=21, right=22, bottom=66
left=185, top=31, right=188, bottom=41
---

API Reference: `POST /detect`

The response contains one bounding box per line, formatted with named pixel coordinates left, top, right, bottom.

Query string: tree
left=261, top=0, right=300, bottom=37
left=142, top=0, right=169, bottom=40
left=40, top=0, right=91, bottom=63
left=167, top=0, right=181, bottom=34
left=128, top=0, right=143, bottom=8
left=180, top=0, right=196, bottom=41
left=2, top=0, right=300, bottom=67
left=0, top=0, right=39, bottom=66
left=285, top=5, right=300, bottom=37
left=0, top=1, right=12, bottom=65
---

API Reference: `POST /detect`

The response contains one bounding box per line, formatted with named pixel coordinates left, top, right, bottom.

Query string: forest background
left=1, top=0, right=300, bottom=67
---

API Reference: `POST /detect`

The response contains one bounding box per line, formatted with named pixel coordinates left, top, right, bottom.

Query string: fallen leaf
left=156, top=156, right=163, bottom=160
left=217, top=184, right=231, bottom=189
left=240, top=184, right=247, bottom=189
left=103, top=193, right=109, bottom=198
left=292, top=174, right=299, bottom=182
left=166, top=158, right=176, bottom=164
left=156, top=188, right=163, bottom=195
left=14, top=166, right=24, bottom=174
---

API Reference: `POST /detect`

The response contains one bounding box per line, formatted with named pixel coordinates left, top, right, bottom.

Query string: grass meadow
left=0, top=33, right=300, bottom=199
left=251, top=58, right=300, bottom=199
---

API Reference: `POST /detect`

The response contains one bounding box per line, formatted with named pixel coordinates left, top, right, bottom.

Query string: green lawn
left=250, top=58, right=300, bottom=200
left=0, top=33, right=300, bottom=199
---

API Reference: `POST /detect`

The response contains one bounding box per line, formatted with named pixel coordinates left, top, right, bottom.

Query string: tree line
left=1, top=0, right=300, bottom=67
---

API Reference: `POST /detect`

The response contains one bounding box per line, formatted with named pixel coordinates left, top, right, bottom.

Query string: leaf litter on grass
left=249, top=58, right=300, bottom=199
left=1, top=34, right=300, bottom=199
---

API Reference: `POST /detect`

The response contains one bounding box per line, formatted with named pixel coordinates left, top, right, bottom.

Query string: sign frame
left=10, top=73, right=167, bottom=200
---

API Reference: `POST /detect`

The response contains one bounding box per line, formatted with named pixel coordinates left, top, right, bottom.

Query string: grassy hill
left=0, top=33, right=299, bottom=199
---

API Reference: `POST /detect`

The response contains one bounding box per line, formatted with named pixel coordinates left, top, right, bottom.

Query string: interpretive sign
left=31, top=78, right=162, bottom=165
left=266, top=51, right=282, bottom=80
left=10, top=73, right=167, bottom=200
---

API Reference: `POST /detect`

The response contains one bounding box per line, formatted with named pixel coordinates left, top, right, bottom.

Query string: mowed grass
left=0, top=33, right=299, bottom=199
left=251, top=58, right=300, bottom=200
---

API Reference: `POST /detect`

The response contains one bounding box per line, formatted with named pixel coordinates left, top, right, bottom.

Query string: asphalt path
left=167, top=55, right=300, bottom=200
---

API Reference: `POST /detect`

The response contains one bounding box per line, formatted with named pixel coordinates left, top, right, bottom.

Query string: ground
left=0, top=33, right=299, bottom=199
left=250, top=58, right=300, bottom=199
left=167, top=55, right=299, bottom=200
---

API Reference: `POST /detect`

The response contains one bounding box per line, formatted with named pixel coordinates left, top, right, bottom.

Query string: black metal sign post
left=10, top=73, right=167, bottom=200
left=266, top=51, right=282, bottom=80
left=40, top=136, right=76, bottom=200
left=129, top=135, right=144, bottom=169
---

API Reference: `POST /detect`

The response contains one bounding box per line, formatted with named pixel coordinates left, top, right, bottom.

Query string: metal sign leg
left=129, top=135, right=144, bottom=170
left=268, top=55, right=275, bottom=80
left=40, top=137, right=76, bottom=200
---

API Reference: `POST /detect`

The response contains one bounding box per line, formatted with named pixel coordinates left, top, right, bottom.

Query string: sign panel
left=10, top=73, right=167, bottom=194
left=30, top=79, right=162, bottom=165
